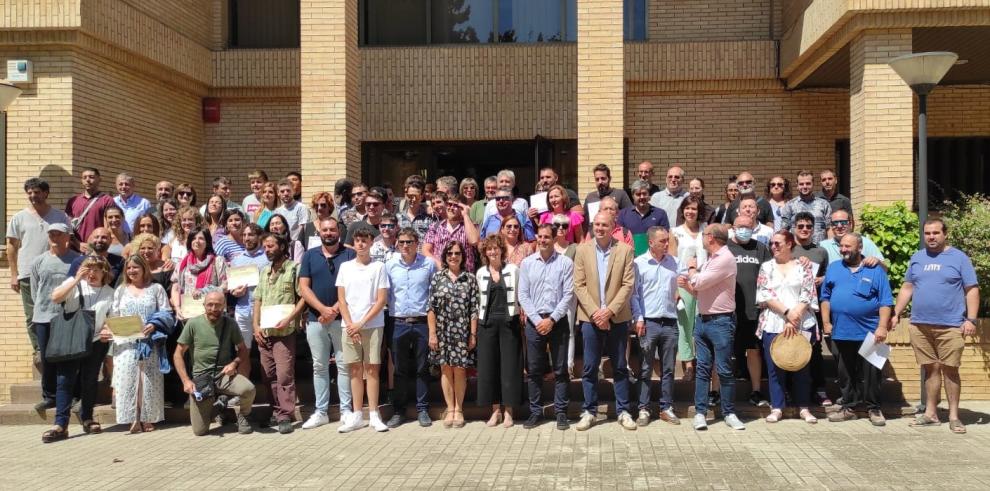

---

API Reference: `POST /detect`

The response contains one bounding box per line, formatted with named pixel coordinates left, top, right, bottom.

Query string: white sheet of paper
left=587, top=201, right=601, bottom=221
left=227, top=265, right=259, bottom=290
left=530, top=192, right=549, bottom=213
left=260, top=304, right=295, bottom=329
left=307, top=235, right=321, bottom=250
left=858, top=332, right=890, bottom=369
left=811, top=262, right=821, bottom=277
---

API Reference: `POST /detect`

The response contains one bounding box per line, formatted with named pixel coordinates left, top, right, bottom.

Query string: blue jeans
left=391, top=320, right=430, bottom=413
left=525, top=318, right=570, bottom=415
left=33, top=322, right=56, bottom=402
left=581, top=321, right=630, bottom=415
left=637, top=319, right=678, bottom=411
left=762, top=332, right=811, bottom=409
left=54, top=341, right=110, bottom=427
left=306, top=320, right=352, bottom=415
left=693, top=314, right=736, bottom=415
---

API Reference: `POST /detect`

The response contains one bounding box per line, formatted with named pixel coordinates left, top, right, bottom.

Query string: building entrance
left=362, top=138, right=577, bottom=196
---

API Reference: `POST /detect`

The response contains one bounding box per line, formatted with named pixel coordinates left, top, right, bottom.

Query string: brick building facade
left=1, top=1, right=989, bottom=402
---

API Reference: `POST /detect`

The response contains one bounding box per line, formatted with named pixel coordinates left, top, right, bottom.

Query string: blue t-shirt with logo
left=905, top=247, right=978, bottom=327
left=821, top=261, right=893, bottom=341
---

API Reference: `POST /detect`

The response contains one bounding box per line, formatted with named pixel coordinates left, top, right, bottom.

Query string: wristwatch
left=966, top=318, right=978, bottom=324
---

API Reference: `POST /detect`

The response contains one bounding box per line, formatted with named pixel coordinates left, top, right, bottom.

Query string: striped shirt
left=214, top=236, right=246, bottom=263
left=517, top=251, right=574, bottom=323
left=424, top=220, right=475, bottom=272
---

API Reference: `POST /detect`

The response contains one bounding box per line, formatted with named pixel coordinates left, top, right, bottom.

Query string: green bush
left=858, top=201, right=918, bottom=289
left=940, top=194, right=990, bottom=315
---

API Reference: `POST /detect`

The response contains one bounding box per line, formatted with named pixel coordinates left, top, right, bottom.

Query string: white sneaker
left=617, top=411, right=638, bottom=431
left=693, top=413, right=708, bottom=431
left=302, top=411, right=329, bottom=430
left=369, top=411, right=389, bottom=432
left=337, top=412, right=364, bottom=433
left=575, top=411, right=595, bottom=431
left=724, top=413, right=746, bottom=430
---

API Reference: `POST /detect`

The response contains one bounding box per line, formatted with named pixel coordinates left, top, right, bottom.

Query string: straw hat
left=770, top=333, right=812, bottom=371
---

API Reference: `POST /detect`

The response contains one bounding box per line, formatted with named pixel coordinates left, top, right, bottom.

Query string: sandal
left=442, top=409, right=454, bottom=429
left=42, top=427, right=68, bottom=443
left=82, top=420, right=103, bottom=434
left=486, top=412, right=503, bottom=427
left=949, top=419, right=966, bottom=434
left=765, top=409, right=782, bottom=423
left=800, top=409, right=818, bottom=424
left=910, top=414, right=941, bottom=427
left=129, top=422, right=143, bottom=434
left=453, top=410, right=466, bottom=428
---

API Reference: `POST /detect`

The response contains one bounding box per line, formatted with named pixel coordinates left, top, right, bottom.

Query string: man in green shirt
left=174, top=291, right=255, bottom=436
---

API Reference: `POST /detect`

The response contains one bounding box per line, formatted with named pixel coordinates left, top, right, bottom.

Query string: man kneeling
left=175, top=291, right=256, bottom=435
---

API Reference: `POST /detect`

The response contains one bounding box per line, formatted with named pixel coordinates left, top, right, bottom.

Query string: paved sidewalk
left=6, top=404, right=990, bottom=490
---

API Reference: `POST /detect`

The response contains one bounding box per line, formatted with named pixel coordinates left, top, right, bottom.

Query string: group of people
left=7, top=160, right=979, bottom=442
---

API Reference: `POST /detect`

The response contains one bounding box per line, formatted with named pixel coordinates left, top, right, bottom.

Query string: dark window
left=363, top=0, right=429, bottom=46
left=623, top=0, right=647, bottom=41
left=361, top=0, right=574, bottom=46
left=229, top=0, right=300, bottom=49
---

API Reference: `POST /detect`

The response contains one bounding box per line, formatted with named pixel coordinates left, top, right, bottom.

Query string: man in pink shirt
left=64, top=167, right=115, bottom=249
left=678, top=224, right=745, bottom=431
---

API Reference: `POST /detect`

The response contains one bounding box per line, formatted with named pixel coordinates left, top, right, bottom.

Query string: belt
left=392, top=316, right=428, bottom=324
left=644, top=317, right=676, bottom=325
left=700, top=312, right=733, bottom=322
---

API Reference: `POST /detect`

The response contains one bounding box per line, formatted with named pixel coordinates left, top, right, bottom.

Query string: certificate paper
left=530, top=192, right=549, bottom=213
left=107, top=315, right=144, bottom=339
left=858, top=332, right=890, bottom=369
left=307, top=235, right=322, bottom=250
left=587, top=202, right=601, bottom=221
left=227, top=265, right=260, bottom=290
left=261, top=304, right=295, bottom=329
left=180, top=295, right=205, bottom=319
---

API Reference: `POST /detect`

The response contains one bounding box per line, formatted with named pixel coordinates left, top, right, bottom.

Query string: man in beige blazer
left=573, top=211, right=636, bottom=431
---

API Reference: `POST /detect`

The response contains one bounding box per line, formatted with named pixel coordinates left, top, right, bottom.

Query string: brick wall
left=1, top=50, right=76, bottom=404
left=625, top=89, right=849, bottom=190
left=648, top=0, right=773, bottom=42
left=924, top=86, right=990, bottom=137
left=122, top=0, right=214, bottom=48
left=72, top=50, right=204, bottom=199
left=203, top=98, right=301, bottom=197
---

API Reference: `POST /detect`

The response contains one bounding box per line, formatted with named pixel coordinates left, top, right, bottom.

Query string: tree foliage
left=858, top=201, right=918, bottom=290
left=941, top=194, right=990, bottom=315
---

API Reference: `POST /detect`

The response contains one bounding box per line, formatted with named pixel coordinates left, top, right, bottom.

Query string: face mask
left=734, top=227, right=753, bottom=243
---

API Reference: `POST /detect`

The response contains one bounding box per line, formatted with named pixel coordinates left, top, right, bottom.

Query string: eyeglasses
left=832, top=220, right=850, bottom=227
left=795, top=224, right=813, bottom=230
left=737, top=180, right=753, bottom=185
left=446, top=251, right=463, bottom=257
left=494, top=196, right=511, bottom=202
left=365, top=201, right=382, bottom=208
left=770, top=182, right=785, bottom=188
left=379, top=223, right=396, bottom=230
left=551, top=223, right=569, bottom=231
left=397, top=239, right=415, bottom=245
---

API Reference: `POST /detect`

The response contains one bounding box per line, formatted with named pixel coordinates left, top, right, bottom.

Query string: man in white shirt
left=649, top=165, right=688, bottom=223
left=482, top=169, right=529, bottom=224
left=275, top=178, right=309, bottom=241
left=335, top=227, right=390, bottom=433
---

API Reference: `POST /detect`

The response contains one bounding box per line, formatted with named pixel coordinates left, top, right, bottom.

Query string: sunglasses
left=397, top=239, right=414, bottom=245
left=177, top=191, right=192, bottom=197
left=504, top=224, right=521, bottom=230
left=446, top=251, right=463, bottom=257
left=795, top=224, right=813, bottom=230
left=494, top=196, right=512, bottom=202
left=770, top=182, right=785, bottom=188
left=365, top=201, right=382, bottom=208
left=551, top=223, right=569, bottom=230
left=770, top=241, right=787, bottom=248
left=832, top=220, right=850, bottom=227
left=379, top=223, right=396, bottom=229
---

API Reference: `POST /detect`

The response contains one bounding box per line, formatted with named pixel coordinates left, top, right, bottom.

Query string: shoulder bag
left=46, top=283, right=95, bottom=362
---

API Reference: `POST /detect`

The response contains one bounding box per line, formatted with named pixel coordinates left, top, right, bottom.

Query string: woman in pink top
left=539, top=185, right=584, bottom=243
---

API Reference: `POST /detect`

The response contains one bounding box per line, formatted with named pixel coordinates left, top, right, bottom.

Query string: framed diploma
left=260, top=304, right=295, bottom=329
left=180, top=294, right=205, bottom=319
left=227, top=265, right=260, bottom=290
left=107, top=315, right=144, bottom=339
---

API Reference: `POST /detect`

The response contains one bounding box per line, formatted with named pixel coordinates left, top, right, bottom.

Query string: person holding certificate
left=42, top=255, right=114, bottom=443
left=171, top=227, right=227, bottom=324
left=105, top=255, right=174, bottom=433
left=252, top=233, right=306, bottom=435
left=229, top=223, right=269, bottom=354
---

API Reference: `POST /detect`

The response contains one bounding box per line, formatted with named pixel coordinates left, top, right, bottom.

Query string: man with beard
left=584, top=164, right=633, bottom=221
left=532, top=167, right=581, bottom=217
left=7, top=178, right=70, bottom=357
left=726, top=215, right=771, bottom=408
left=815, top=170, right=853, bottom=218
left=821, top=233, right=893, bottom=426
left=724, top=171, right=773, bottom=225
left=229, top=223, right=270, bottom=352
left=27, top=223, right=81, bottom=413
left=298, top=217, right=356, bottom=429
left=66, top=227, right=124, bottom=285
left=155, top=180, right=175, bottom=203
left=64, top=167, right=116, bottom=247
left=253, top=233, right=307, bottom=434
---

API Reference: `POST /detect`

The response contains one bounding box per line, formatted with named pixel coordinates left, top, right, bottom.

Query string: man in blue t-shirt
left=297, top=216, right=356, bottom=430
left=892, top=218, right=979, bottom=434
left=820, top=233, right=893, bottom=425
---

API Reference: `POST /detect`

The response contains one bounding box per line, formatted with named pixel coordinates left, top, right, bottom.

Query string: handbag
left=193, top=318, right=230, bottom=399
left=46, top=283, right=96, bottom=363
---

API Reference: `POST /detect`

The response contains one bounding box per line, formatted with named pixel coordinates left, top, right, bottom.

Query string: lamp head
left=888, top=52, right=958, bottom=96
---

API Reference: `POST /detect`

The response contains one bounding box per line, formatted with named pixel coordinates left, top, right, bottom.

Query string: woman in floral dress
left=428, top=241, right=479, bottom=428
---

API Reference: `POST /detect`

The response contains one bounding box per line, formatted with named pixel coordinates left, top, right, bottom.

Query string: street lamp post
left=888, top=51, right=958, bottom=247
left=0, top=81, right=23, bottom=242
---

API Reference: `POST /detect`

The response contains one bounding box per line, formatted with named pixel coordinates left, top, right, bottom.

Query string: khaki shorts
left=342, top=327, right=383, bottom=365
left=908, top=323, right=965, bottom=368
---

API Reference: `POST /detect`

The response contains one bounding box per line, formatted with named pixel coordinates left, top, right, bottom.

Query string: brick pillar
left=849, top=29, right=914, bottom=212
left=300, top=0, right=361, bottom=196
left=576, top=0, right=625, bottom=197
